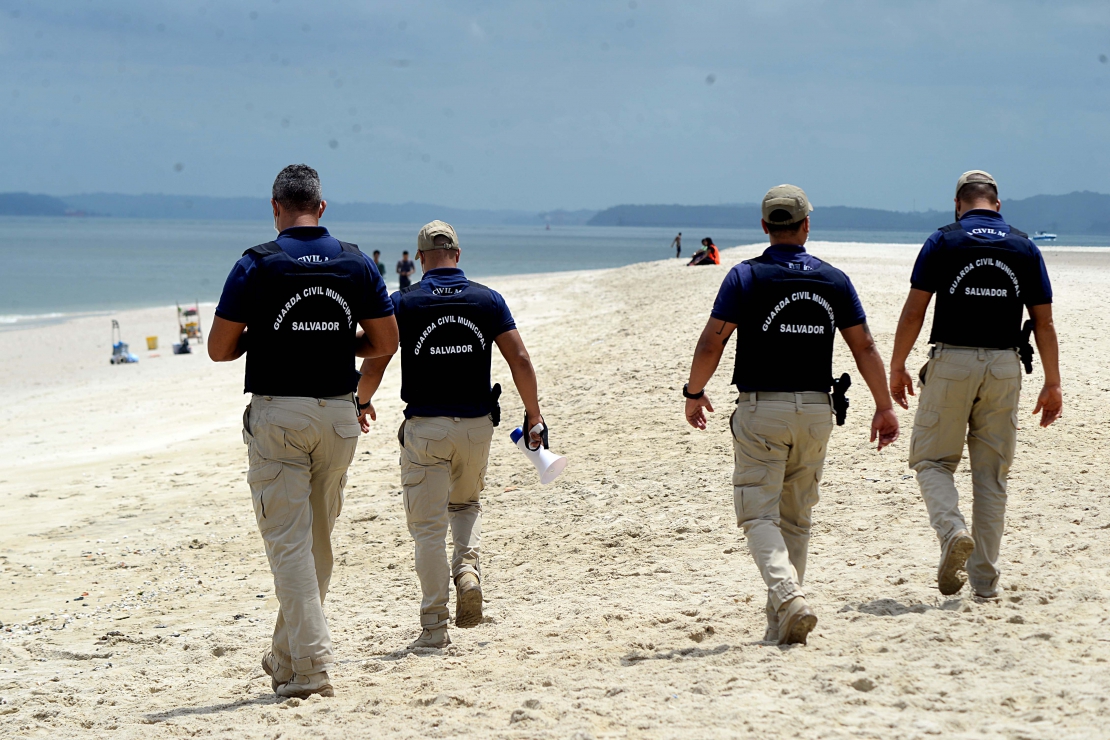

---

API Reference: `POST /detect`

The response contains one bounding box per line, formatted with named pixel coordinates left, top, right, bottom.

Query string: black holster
left=831, top=373, right=852, bottom=426
left=489, top=383, right=502, bottom=427
left=1019, top=320, right=1035, bottom=374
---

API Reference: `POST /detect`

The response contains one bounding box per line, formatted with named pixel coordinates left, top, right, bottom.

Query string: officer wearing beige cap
left=356, top=220, right=548, bottom=649
left=889, top=170, right=1061, bottom=598
left=683, top=184, right=899, bottom=645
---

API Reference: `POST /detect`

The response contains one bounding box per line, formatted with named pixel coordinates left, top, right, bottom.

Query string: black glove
left=522, top=413, right=549, bottom=451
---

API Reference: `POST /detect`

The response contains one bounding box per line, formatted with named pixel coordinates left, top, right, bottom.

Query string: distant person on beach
left=397, top=250, right=416, bottom=289
left=687, top=237, right=720, bottom=266
left=207, top=164, right=399, bottom=698
left=671, top=232, right=682, bottom=258
left=889, top=170, right=1061, bottom=599
left=356, top=220, right=549, bottom=650
left=682, top=184, right=899, bottom=645
left=372, top=250, right=387, bottom=283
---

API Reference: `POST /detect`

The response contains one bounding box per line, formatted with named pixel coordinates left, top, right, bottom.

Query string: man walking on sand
left=672, top=232, right=682, bottom=258
left=356, top=220, right=549, bottom=649
left=397, top=250, right=416, bottom=289
left=889, top=170, right=1062, bottom=599
left=208, top=164, right=399, bottom=698
left=683, top=184, right=899, bottom=645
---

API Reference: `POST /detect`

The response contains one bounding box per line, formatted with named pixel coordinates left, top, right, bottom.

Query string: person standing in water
left=671, top=232, right=683, bottom=258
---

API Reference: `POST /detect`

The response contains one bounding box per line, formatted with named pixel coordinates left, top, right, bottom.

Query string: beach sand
left=1, top=242, right=1108, bottom=739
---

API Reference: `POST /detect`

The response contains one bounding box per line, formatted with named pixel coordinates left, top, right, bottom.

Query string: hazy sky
left=2, top=1, right=1109, bottom=212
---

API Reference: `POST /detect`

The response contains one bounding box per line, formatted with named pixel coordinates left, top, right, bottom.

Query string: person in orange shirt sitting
left=688, top=237, right=720, bottom=266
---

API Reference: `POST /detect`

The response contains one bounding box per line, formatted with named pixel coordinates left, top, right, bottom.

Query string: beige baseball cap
left=955, top=170, right=997, bottom=197
left=417, top=220, right=459, bottom=252
left=761, top=184, right=813, bottom=225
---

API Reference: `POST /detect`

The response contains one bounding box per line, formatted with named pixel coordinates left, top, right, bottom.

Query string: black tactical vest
left=927, top=222, right=1034, bottom=349
left=241, top=241, right=368, bottom=397
left=731, top=257, right=848, bottom=393
left=396, top=279, right=500, bottom=418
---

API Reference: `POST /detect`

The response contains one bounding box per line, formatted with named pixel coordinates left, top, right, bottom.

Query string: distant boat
left=1031, top=231, right=1057, bottom=242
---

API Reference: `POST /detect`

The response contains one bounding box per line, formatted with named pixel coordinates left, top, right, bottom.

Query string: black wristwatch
left=683, top=383, right=705, bottom=400
left=357, top=397, right=372, bottom=411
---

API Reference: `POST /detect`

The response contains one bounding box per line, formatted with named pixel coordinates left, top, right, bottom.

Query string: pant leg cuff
left=421, top=611, right=450, bottom=629
left=769, top=582, right=805, bottom=612
left=291, top=655, right=333, bottom=674
left=271, top=645, right=293, bottom=671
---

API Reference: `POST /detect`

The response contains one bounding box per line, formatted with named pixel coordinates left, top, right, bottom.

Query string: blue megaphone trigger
left=509, top=427, right=525, bottom=445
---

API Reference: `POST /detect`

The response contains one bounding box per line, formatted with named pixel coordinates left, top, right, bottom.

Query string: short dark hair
left=272, top=164, right=322, bottom=212
left=766, top=211, right=807, bottom=235
left=402, top=250, right=409, bottom=255
left=957, top=181, right=998, bottom=204
left=372, top=250, right=381, bottom=256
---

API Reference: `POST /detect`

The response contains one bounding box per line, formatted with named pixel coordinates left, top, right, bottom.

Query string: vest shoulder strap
left=465, top=280, right=493, bottom=295
left=938, top=222, right=963, bottom=234
left=337, top=240, right=361, bottom=254
left=1009, top=227, right=1029, bottom=239
left=399, top=282, right=423, bottom=296
left=243, top=241, right=282, bottom=257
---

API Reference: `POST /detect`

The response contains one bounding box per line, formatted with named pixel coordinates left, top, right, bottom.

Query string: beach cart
left=177, top=301, right=204, bottom=345
left=110, top=320, right=139, bottom=365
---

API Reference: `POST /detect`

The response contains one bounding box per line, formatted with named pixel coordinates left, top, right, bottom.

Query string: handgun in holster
left=831, top=373, right=852, bottom=426
left=490, top=383, right=502, bottom=426
left=1019, top=320, right=1035, bottom=375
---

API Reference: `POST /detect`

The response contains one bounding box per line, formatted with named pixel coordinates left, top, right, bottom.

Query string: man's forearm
left=854, top=345, right=894, bottom=411
left=357, top=356, right=391, bottom=399
left=687, top=322, right=730, bottom=392
left=1033, top=320, right=1061, bottom=386
left=507, top=357, right=541, bottom=417
left=890, top=311, right=925, bottom=371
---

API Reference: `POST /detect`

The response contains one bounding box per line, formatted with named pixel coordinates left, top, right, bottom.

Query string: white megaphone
left=510, top=427, right=567, bottom=485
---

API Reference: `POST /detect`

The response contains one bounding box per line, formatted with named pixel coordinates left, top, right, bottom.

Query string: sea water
left=3, top=216, right=1103, bottom=324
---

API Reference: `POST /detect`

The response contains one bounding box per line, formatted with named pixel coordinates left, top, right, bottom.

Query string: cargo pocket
left=927, top=363, right=972, bottom=406
left=242, top=403, right=253, bottom=445
left=332, top=421, right=362, bottom=468
left=411, top=423, right=451, bottom=461
left=267, top=408, right=311, bottom=452
left=400, top=466, right=428, bottom=519
left=247, top=461, right=288, bottom=532
left=732, top=468, right=767, bottom=525
left=909, top=409, right=940, bottom=463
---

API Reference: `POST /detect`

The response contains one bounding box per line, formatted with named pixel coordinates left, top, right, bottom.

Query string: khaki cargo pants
left=244, top=395, right=361, bottom=675
left=909, top=344, right=1022, bottom=595
left=400, top=415, right=495, bottom=630
left=731, top=392, right=834, bottom=622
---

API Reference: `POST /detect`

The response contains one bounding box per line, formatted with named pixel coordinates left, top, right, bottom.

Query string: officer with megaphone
left=356, top=220, right=549, bottom=650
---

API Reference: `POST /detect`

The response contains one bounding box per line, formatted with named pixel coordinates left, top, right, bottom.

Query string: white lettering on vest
left=761, top=291, right=836, bottom=331
left=779, top=324, right=826, bottom=334
left=964, top=287, right=1008, bottom=297
left=429, top=345, right=474, bottom=355
left=291, top=321, right=341, bottom=331
left=414, top=315, right=487, bottom=355
left=271, top=286, right=354, bottom=331
left=948, top=258, right=1021, bottom=297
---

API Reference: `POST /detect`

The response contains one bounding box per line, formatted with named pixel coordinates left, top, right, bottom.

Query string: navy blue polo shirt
left=910, top=210, right=1053, bottom=305
left=711, top=245, right=867, bottom=328
left=216, top=226, right=394, bottom=323
left=391, top=268, right=516, bottom=333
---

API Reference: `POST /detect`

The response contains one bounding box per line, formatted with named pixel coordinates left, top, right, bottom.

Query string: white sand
left=1, top=242, right=1108, bottom=739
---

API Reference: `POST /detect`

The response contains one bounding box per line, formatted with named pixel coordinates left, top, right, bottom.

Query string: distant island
left=2, top=190, right=1109, bottom=234
left=0, top=192, right=597, bottom=227
left=589, top=192, right=1110, bottom=235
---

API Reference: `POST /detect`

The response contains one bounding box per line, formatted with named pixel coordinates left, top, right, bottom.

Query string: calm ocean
left=3, top=216, right=1102, bottom=326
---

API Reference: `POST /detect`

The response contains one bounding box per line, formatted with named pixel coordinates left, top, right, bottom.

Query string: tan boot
left=408, top=626, right=451, bottom=649
left=276, top=671, right=334, bottom=699
left=777, top=596, right=817, bottom=646
left=261, top=650, right=293, bottom=693
left=455, top=573, right=483, bottom=629
left=938, top=530, right=975, bottom=596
